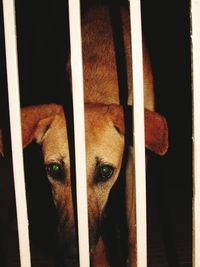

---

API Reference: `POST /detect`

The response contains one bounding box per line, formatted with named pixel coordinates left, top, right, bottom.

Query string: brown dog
left=0, top=4, right=168, bottom=267
left=0, top=104, right=167, bottom=264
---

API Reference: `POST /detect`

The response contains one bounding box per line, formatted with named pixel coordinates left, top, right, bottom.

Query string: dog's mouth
left=56, top=218, right=101, bottom=260
left=89, top=225, right=101, bottom=252
left=57, top=223, right=79, bottom=260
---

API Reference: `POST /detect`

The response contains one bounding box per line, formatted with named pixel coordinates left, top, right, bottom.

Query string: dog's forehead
left=84, top=104, right=124, bottom=134
left=85, top=105, right=112, bottom=129
left=84, top=105, right=124, bottom=165
left=41, top=106, right=124, bottom=164
left=42, top=114, right=70, bottom=163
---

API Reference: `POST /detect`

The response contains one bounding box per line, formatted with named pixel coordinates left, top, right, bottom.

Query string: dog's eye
left=46, top=163, right=65, bottom=181
left=98, top=164, right=114, bottom=182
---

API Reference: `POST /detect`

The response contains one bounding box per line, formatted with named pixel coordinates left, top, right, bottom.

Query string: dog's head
left=0, top=103, right=168, bottom=258
left=32, top=103, right=125, bottom=256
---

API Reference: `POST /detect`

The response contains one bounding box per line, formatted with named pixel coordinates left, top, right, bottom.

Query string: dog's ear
left=0, top=104, right=62, bottom=156
left=21, top=104, right=63, bottom=147
left=107, top=105, right=125, bottom=135
left=126, top=106, right=168, bottom=156
left=144, top=109, right=168, bottom=156
left=23, top=116, right=56, bottom=146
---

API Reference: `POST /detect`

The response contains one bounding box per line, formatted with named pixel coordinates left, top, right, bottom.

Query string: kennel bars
left=191, top=1, right=200, bottom=266
left=68, top=0, right=147, bottom=266
left=129, top=1, right=147, bottom=266
left=2, top=0, right=147, bottom=266
left=68, top=0, right=90, bottom=266
left=2, top=1, right=31, bottom=266
left=2, top=0, right=195, bottom=267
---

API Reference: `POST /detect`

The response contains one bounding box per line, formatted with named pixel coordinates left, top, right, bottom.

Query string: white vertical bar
left=129, top=1, right=147, bottom=267
left=68, top=1, right=90, bottom=266
left=2, top=1, right=32, bottom=267
left=191, top=1, right=200, bottom=266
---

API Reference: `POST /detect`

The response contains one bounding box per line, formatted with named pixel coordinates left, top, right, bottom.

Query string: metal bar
left=67, top=0, right=90, bottom=266
left=2, top=1, right=32, bottom=266
left=191, top=1, right=200, bottom=266
left=129, top=1, right=147, bottom=266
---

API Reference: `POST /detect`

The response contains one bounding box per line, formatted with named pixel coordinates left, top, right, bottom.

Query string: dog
left=0, top=104, right=167, bottom=265
left=0, top=4, right=168, bottom=267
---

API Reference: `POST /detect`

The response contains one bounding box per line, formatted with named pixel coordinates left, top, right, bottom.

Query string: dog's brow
left=95, top=157, right=106, bottom=165
left=45, top=154, right=65, bottom=164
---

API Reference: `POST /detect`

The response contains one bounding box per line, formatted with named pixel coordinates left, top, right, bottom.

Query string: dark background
left=0, top=0, right=192, bottom=266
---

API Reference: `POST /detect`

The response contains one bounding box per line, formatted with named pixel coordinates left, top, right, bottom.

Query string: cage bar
left=129, top=1, right=147, bottom=266
left=191, top=1, right=200, bottom=266
left=2, top=0, right=32, bottom=266
left=68, top=0, right=90, bottom=266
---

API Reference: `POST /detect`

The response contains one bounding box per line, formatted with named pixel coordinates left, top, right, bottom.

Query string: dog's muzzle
left=57, top=219, right=101, bottom=261
left=57, top=224, right=79, bottom=259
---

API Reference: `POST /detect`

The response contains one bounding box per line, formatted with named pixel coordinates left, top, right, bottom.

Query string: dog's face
left=0, top=103, right=168, bottom=260
left=34, top=104, right=125, bottom=257
left=84, top=105, right=125, bottom=248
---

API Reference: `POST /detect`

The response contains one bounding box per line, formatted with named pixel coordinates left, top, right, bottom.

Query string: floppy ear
left=21, top=104, right=63, bottom=147
left=107, top=105, right=168, bottom=155
left=144, top=109, right=168, bottom=156
left=125, top=106, right=168, bottom=156
left=0, top=104, right=63, bottom=156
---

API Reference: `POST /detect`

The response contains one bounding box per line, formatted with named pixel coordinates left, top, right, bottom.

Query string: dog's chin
left=56, top=222, right=101, bottom=260
left=57, top=225, right=79, bottom=260
left=89, top=223, right=101, bottom=252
